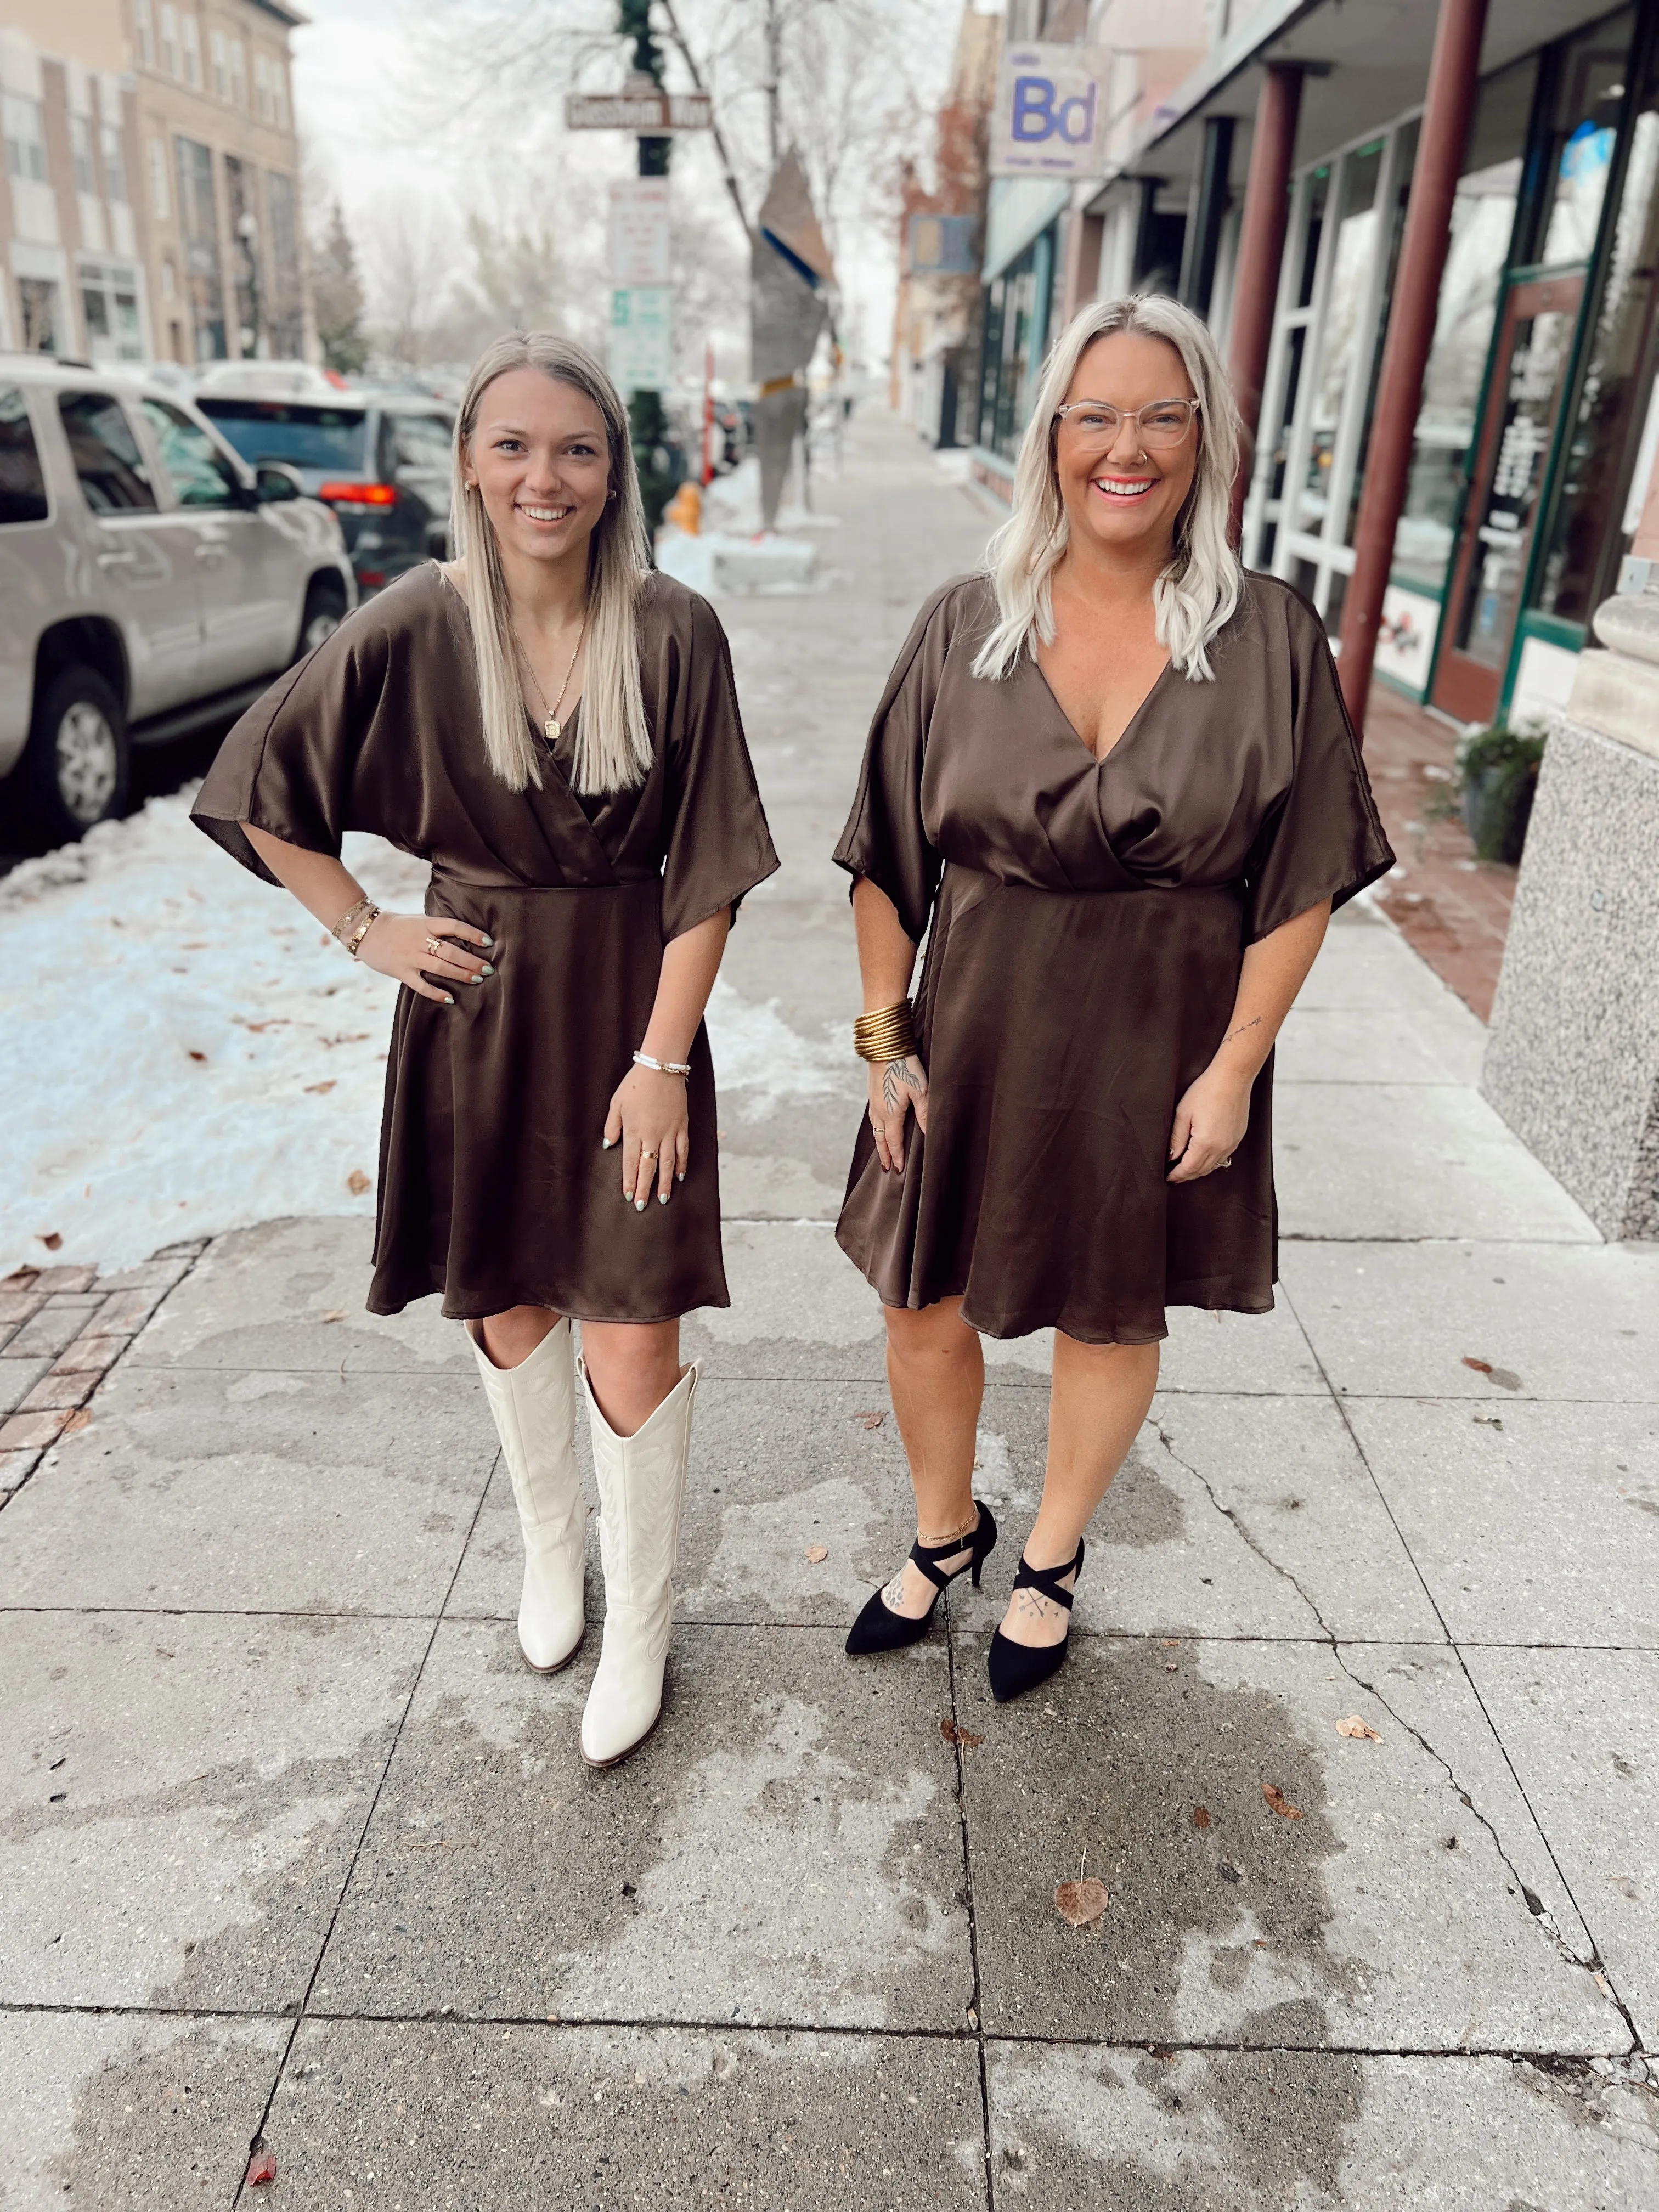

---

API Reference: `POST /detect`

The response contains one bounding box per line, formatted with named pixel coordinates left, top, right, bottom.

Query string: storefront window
left=977, top=227, right=1054, bottom=462
left=1302, top=143, right=1381, bottom=528
left=1389, top=60, right=1537, bottom=592
left=1537, top=10, right=1633, bottom=266
left=1537, top=70, right=1659, bottom=620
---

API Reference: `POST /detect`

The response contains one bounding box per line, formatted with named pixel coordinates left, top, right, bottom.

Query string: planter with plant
left=1457, top=725, right=1547, bottom=864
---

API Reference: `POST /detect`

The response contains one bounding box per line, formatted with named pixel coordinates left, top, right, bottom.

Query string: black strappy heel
left=845, top=1503, right=998, bottom=1656
left=987, top=1541, right=1085, bottom=1703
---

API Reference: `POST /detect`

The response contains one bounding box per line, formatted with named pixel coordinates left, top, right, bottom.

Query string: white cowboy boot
left=469, top=1318, right=586, bottom=1673
left=578, top=1358, right=699, bottom=1768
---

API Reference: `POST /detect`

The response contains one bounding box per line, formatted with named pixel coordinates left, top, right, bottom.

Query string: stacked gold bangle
left=331, top=894, right=381, bottom=959
left=853, top=1000, right=918, bottom=1063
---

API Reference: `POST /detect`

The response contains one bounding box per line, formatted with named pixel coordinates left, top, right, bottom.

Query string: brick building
left=0, top=0, right=311, bottom=366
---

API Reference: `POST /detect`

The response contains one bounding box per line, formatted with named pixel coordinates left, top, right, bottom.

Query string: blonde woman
left=193, top=333, right=777, bottom=1767
left=834, top=295, right=1392, bottom=1703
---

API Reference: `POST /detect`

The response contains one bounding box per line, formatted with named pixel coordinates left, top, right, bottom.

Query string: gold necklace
left=516, top=612, right=588, bottom=744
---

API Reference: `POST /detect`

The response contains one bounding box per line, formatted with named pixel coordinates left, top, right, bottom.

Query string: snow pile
left=1, top=791, right=852, bottom=1277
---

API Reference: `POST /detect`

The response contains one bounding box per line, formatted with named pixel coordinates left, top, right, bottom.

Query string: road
left=2, top=408, right=1656, bottom=2206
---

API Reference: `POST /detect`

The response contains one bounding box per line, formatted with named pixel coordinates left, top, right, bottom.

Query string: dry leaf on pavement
left=62, top=1409, right=92, bottom=1434
left=245, top=2150, right=277, bottom=2185
left=347, top=1169, right=371, bottom=1194
left=1261, top=1782, right=1305, bottom=1820
left=37, top=1232, right=63, bottom=1250
left=321, top=1310, right=347, bottom=1323
left=941, top=1717, right=983, bottom=1749
left=805, top=1545, right=829, bottom=1563
left=1192, top=1805, right=1212, bottom=1829
left=854, top=1410, right=885, bottom=1430
left=305, top=1080, right=336, bottom=1095
left=1055, top=1877, right=1109, bottom=1927
left=1462, top=1355, right=1494, bottom=1374
left=1336, top=1714, right=1382, bottom=1741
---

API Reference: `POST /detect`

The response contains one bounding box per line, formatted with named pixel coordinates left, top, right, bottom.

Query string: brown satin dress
left=193, top=562, right=778, bottom=1322
left=833, top=571, right=1395, bottom=1345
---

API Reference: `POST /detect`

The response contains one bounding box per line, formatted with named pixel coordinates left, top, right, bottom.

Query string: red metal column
left=1226, top=63, right=1303, bottom=539
left=1339, top=0, right=1489, bottom=723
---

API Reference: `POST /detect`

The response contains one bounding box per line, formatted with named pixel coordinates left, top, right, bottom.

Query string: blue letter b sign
left=1011, top=74, right=1099, bottom=146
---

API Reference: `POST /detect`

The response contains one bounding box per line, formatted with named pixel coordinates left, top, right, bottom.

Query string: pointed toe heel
left=845, top=1502, right=997, bottom=1657
left=987, top=1540, right=1084, bottom=1705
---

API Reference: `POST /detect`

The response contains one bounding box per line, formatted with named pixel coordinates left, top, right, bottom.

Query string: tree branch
left=657, top=0, right=752, bottom=235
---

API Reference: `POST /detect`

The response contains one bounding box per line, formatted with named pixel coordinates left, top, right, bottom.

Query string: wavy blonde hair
left=449, top=332, right=653, bottom=795
left=973, top=294, right=1244, bottom=685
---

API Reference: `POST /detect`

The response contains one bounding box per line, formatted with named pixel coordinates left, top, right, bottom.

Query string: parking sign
left=990, top=44, right=1112, bottom=178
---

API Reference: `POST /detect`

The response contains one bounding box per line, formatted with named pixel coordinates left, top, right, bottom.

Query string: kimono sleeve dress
left=191, top=562, right=778, bottom=1323
left=832, top=571, right=1394, bottom=1345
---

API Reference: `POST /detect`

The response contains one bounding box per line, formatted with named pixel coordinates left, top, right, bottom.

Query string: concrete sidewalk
left=3, top=413, right=1657, bottom=2206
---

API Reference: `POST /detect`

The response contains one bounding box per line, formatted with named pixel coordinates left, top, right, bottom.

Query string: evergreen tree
left=312, top=200, right=368, bottom=375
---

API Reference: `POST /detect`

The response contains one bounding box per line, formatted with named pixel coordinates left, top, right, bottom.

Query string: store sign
left=610, top=179, right=671, bottom=287
left=989, top=44, right=1111, bottom=178
left=567, top=90, right=712, bottom=131
left=610, top=285, right=673, bottom=395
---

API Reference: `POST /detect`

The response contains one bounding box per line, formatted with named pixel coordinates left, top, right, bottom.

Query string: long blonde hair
left=449, top=332, right=653, bottom=795
left=973, top=294, right=1244, bottom=685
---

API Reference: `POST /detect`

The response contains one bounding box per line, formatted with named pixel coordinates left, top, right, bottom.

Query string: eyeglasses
left=1053, top=397, right=1200, bottom=451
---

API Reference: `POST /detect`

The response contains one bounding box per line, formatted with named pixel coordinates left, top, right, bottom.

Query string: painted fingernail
left=480, top=934, right=494, bottom=947
left=602, top=1138, right=613, bottom=1150
left=470, top=974, right=482, bottom=985
left=635, top=1198, right=646, bottom=1212
left=658, top=1192, right=668, bottom=1205
left=676, top=1171, right=685, bottom=1183
left=444, top=994, right=455, bottom=1005
left=481, top=963, right=494, bottom=977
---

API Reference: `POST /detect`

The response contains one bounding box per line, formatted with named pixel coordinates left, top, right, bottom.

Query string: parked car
left=193, top=381, right=454, bottom=598
left=0, top=354, right=356, bottom=846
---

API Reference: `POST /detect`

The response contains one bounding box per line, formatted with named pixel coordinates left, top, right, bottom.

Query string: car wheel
left=20, top=667, right=129, bottom=845
left=296, top=577, right=347, bottom=661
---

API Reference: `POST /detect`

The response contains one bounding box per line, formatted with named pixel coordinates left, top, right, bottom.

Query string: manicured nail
left=658, top=1192, right=668, bottom=1205
left=676, top=1171, right=684, bottom=1183
left=470, top=974, right=482, bottom=985
left=444, top=994, right=455, bottom=1005
left=602, top=1138, right=613, bottom=1150
left=479, top=934, right=494, bottom=947
left=481, top=963, right=494, bottom=976
left=635, top=1198, right=645, bottom=1212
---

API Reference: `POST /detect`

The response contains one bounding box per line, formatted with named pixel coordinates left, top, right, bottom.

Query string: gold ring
left=424, top=935, right=443, bottom=956
left=640, top=1147, right=657, bottom=1160
left=1223, top=1156, right=1233, bottom=1168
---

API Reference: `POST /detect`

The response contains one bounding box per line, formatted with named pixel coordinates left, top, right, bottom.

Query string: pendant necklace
left=517, top=612, right=587, bottom=744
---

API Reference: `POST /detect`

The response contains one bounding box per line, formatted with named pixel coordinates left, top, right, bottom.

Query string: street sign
left=567, top=90, right=712, bottom=131
left=609, top=179, right=672, bottom=287
left=989, top=44, right=1113, bottom=177
left=907, top=213, right=980, bottom=276
left=611, top=285, right=673, bottom=396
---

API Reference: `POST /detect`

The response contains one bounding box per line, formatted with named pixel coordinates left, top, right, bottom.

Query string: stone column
left=1481, top=585, right=1659, bottom=1239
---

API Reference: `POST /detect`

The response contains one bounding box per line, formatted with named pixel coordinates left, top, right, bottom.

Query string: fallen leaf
left=854, top=1410, right=885, bottom=1430
left=187, top=1050, right=207, bottom=1063
left=304, top=1080, right=336, bottom=1095
left=940, top=1717, right=983, bottom=1749
left=805, top=1545, right=829, bottom=1564
left=321, top=1310, right=348, bottom=1323
left=346, top=1169, right=371, bottom=1194
left=1336, top=1714, right=1382, bottom=1742
left=1462, top=1355, right=1493, bottom=1374
left=37, top=1233, right=63, bottom=1251
left=1261, top=1782, right=1305, bottom=1820
left=1192, top=1806, right=1211, bottom=1829
left=1055, top=1877, right=1109, bottom=1928
left=1474, top=1414, right=1503, bottom=1429
left=245, top=2150, right=277, bottom=2186
left=61, top=1410, right=91, bottom=1434
left=1218, top=1860, right=1241, bottom=1883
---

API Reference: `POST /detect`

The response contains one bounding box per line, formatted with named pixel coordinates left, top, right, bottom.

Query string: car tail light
left=357, top=570, right=386, bottom=587
left=317, top=481, right=397, bottom=507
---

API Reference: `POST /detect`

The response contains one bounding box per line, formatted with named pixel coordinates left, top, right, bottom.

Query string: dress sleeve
left=657, top=591, right=780, bottom=940
left=190, top=610, right=397, bottom=885
left=831, top=582, right=954, bottom=945
left=1244, top=597, right=1396, bottom=941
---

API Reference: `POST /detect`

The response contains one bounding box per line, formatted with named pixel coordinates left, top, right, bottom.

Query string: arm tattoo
left=1224, top=1014, right=1263, bottom=1046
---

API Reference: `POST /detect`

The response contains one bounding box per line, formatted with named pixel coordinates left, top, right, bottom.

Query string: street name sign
left=567, top=90, right=712, bottom=131
left=989, top=44, right=1113, bottom=177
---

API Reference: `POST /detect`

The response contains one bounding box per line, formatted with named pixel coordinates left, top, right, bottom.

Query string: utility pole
left=619, top=0, right=678, bottom=532
left=764, top=0, right=782, bottom=171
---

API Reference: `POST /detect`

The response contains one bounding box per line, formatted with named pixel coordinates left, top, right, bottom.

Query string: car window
left=197, top=398, right=368, bottom=474
left=57, top=390, right=157, bottom=514
left=0, top=384, right=48, bottom=525
left=383, top=411, right=453, bottom=474
left=141, top=397, right=242, bottom=509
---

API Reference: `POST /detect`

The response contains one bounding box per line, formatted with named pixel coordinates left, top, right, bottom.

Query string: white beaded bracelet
left=633, top=1049, right=691, bottom=1078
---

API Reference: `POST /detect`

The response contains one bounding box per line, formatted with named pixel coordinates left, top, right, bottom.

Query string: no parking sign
left=990, top=43, right=1113, bottom=177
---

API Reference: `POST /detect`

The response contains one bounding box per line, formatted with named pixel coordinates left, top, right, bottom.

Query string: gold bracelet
left=853, top=1000, right=918, bottom=1063
left=342, top=904, right=381, bottom=958
left=330, top=894, right=374, bottom=945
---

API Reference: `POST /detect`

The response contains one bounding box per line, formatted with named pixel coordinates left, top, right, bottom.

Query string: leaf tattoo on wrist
left=881, top=1057, right=923, bottom=1115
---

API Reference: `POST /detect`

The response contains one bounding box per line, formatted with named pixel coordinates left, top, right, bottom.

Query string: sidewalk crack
left=1154, top=1424, right=1635, bottom=2038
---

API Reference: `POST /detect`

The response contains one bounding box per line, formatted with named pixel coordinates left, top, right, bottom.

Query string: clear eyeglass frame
left=1053, top=397, right=1201, bottom=450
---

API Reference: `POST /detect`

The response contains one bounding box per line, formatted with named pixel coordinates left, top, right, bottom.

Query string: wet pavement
left=3, top=411, right=1656, bottom=2205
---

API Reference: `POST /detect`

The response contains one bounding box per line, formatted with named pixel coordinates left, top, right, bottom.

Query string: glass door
left=1432, top=268, right=1585, bottom=723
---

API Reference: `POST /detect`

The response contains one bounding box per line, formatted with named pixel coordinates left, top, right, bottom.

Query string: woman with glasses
left=833, top=295, right=1392, bottom=1704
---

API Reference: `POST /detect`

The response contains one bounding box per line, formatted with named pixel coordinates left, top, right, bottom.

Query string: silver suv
left=0, top=355, right=356, bottom=845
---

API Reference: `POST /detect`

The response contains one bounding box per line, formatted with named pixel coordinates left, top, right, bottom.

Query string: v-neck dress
left=192, top=562, right=778, bottom=1322
left=832, top=571, right=1393, bottom=1344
